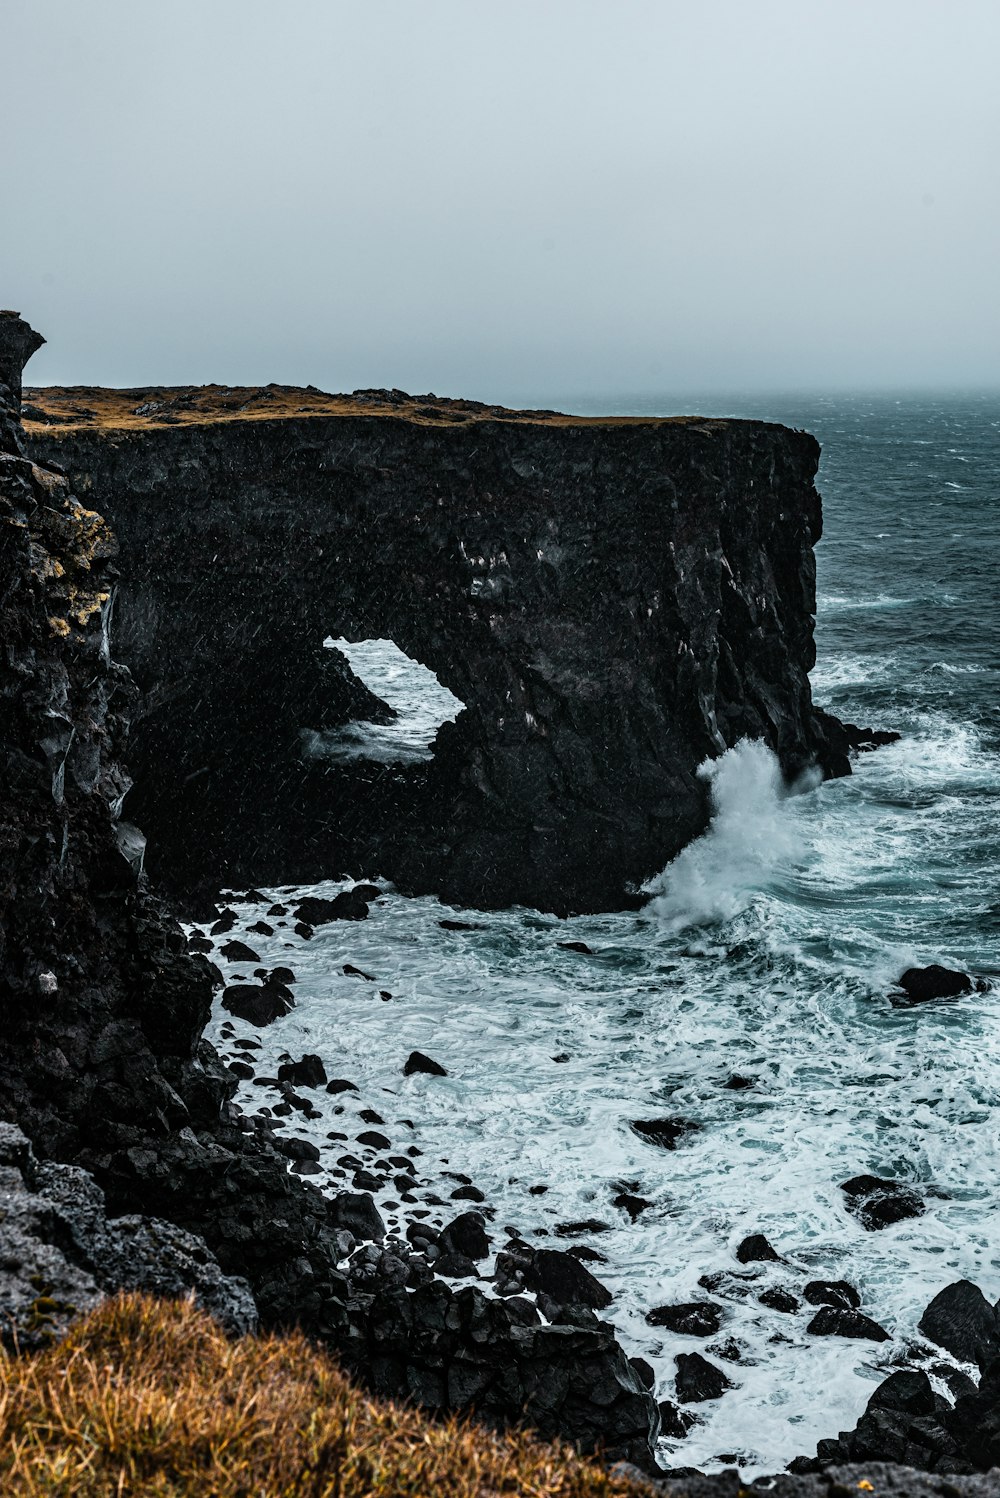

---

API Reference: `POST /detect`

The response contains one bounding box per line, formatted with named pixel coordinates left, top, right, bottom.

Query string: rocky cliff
left=0, top=315, right=657, bottom=1468
left=26, top=383, right=851, bottom=914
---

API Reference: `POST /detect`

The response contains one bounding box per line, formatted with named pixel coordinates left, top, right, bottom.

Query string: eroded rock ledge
left=26, top=381, right=850, bottom=913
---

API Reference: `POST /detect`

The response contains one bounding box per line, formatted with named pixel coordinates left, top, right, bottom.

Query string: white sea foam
left=644, top=740, right=819, bottom=933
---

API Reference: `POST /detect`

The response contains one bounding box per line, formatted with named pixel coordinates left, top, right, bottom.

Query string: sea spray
left=644, top=739, right=821, bottom=933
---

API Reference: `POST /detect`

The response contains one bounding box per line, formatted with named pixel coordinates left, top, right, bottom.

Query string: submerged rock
left=840, top=1174, right=925, bottom=1230
left=630, top=1117, right=700, bottom=1150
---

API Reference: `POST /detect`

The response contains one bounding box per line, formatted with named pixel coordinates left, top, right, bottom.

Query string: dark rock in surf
left=343, top=963, right=375, bottom=981
left=439, top=1212, right=490, bottom=1261
left=646, top=1301, right=723, bottom=1336
left=450, top=1185, right=485, bottom=1202
left=434, top=1252, right=480, bottom=1279
left=918, top=1280, right=1000, bottom=1370
left=630, top=1356, right=655, bottom=1390
left=326, top=1078, right=359, bottom=1094
left=630, top=1117, right=700, bottom=1150
left=247, top=920, right=273, bottom=936
left=356, top=1130, right=390, bottom=1151
left=840, top=1174, right=925, bottom=1230
left=404, top=1050, right=448, bottom=1077
left=658, top=1400, right=697, bottom=1439
left=674, top=1352, right=734, bottom=1403
left=613, top=1191, right=652, bottom=1220
left=439, top=919, right=484, bottom=930
left=807, top=1306, right=891, bottom=1341
left=221, top=983, right=294, bottom=1027
left=294, top=890, right=370, bottom=925
left=555, top=1218, right=612, bottom=1237
left=895, top=964, right=982, bottom=1005
left=277, top=1054, right=327, bottom=1089
left=273, top=1136, right=321, bottom=1163
left=219, top=939, right=260, bottom=963
left=760, top=1286, right=800, bottom=1313
left=736, top=1233, right=781, bottom=1263
left=558, top=940, right=594, bottom=954
left=804, top=1279, right=861, bottom=1310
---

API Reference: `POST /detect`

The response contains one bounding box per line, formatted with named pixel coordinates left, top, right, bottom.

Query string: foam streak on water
left=201, top=393, right=1000, bottom=1478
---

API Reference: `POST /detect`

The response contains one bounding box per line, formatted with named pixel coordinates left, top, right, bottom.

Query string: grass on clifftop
left=0, top=1293, right=646, bottom=1497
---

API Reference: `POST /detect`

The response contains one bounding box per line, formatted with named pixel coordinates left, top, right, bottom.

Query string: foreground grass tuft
left=0, top=1292, right=643, bottom=1496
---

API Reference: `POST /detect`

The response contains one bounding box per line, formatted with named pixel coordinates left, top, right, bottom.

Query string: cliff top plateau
left=22, top=382, right=732, bottom=434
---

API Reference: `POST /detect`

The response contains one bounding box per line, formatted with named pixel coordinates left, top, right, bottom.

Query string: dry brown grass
left=0, top=1293, right=648, bottom=1497
left=21, top=383, right=711, bottom=434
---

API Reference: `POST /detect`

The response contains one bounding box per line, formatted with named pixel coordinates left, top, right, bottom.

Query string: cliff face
left=27, top=387, right=847, bottom=914
left=1, top=320, right=659, bottom=1470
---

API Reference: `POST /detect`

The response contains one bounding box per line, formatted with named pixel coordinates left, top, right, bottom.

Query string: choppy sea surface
left=202, top=393, right=1000, bottom=1476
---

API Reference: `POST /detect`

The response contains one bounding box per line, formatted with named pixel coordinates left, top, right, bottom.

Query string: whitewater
left=200, top=392, right=1000, bottom=1476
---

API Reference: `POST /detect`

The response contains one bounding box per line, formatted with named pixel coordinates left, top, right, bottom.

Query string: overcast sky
left=5, top=0, right=999, bottom=400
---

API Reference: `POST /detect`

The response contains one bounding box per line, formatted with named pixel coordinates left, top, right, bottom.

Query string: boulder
left=221, top=982, right=294, bottom=1026
left=840, top=1174, right=924, bottom=1230
left=329, top=1192, right=385, bottom=1243
left=918, top=1280, right=1000, bottom=1370
left=404, top=1050, right=447, bottom=1077
left=807, top=1306, right=890, bottom=1341
left=674, top=1352, right=733, bottom=1403
left=293, top=890, right=370, bottom=925
left=219, top=939, right=260, bottom=963
left=522, top=1248, right=613, bottom=1310
left=896, top=964, right=980, bottom=1004
left=439, top=1212, right=490, bottom=1261
left=803, top=1279, right=861, bottom=1310
left=645, top=1301, right=722, bottom=1335
left=736, top=1233, right=780, bottom=1263
left=277, top=1053, right=327, bottom=1089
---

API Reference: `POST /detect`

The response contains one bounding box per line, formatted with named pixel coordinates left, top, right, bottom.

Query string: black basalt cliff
left=27, top=380, right=852, bottom=914
left=1, top=315, right=659, bottom=1469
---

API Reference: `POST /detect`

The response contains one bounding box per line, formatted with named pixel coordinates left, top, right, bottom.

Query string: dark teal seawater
left=205, top=393, right=1000, bottom=1475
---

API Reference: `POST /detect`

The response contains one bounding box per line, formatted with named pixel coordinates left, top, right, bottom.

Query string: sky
left=4, top=0, right=999, bottom=401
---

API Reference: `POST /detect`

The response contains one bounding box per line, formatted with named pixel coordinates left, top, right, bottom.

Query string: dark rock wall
left=31, top=410, right=847, bottom=913
left=0, top=317, right=659, bottom=1470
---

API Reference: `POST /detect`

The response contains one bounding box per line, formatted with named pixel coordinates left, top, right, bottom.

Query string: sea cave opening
left=302, top=637, right=466, bottom=766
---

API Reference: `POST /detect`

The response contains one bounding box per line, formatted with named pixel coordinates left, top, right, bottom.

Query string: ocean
left=200, top=392, right=1000, bottom=1476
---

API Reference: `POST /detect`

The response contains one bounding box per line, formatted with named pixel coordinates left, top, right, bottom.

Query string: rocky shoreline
left=3, top=311, right=998, bottom=1490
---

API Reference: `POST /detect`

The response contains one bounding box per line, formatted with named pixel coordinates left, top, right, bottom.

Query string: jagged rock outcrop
left=0, top=314, right=659, bottom=1470
left=27, top=383, right=854, bottom=913
left=0, top=1122, right=256, bottom=1344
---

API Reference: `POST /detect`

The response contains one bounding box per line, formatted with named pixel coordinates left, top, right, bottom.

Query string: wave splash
left=645, top=738, right=819, bottom=932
